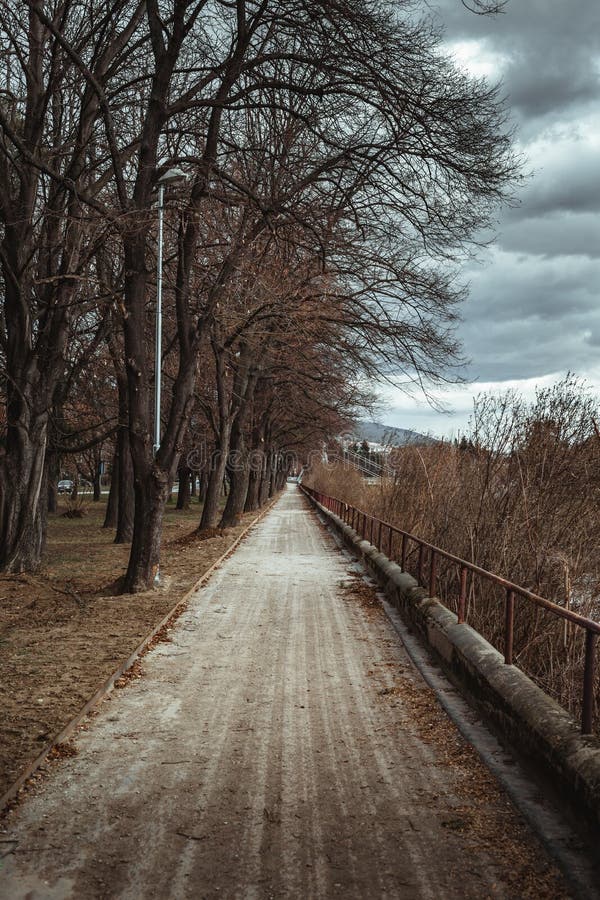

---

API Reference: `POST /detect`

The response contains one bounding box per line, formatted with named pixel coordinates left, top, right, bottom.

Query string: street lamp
left=154, top=166, right=187, bottom=456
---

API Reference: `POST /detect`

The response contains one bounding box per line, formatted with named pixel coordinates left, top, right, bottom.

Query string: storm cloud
left=385, top=0, right=600, bottom=435
left=433, top=0, right=600, bottom=123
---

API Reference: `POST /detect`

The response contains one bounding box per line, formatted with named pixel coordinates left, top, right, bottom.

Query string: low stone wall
left=306, top=492, right=600, bottom=828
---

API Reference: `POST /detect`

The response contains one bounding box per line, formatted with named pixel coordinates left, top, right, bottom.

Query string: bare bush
left=309, top=376, right=600, bottom=726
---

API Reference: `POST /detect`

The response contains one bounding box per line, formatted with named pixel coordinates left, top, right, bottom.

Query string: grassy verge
left=0, top=498, right=264, bottom=797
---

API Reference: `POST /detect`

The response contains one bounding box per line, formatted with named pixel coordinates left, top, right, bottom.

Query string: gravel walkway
left=1, top=486, right=569, bottom=899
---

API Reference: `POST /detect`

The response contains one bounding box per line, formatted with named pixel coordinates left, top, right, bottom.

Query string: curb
left=0, top=494, right=281, bottom=815
left=304, top=490, right=600, bottom=829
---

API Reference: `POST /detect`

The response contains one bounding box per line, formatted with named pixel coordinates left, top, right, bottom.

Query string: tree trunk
left=220, top=463, right=250, bottom=526
left=199, top=444, right=229, bottom=530
left=218, top=368, right=258, bottom=527
left=93, top=464, right=101, bottom=502
left=115, top=375, right=134, bottom=544
left=198, top=336, right=234, bottom=530
left=269, top=456, right=277, bottom=497
left=122, top=468, right=170, bottom=592
left=259, top=454, right=273, bottom=507
left=198, top=469, right=208, bottom=503
left=46, top=450, right=60, bottom=515
left=245, top=466, right=261, bottom=512
left=115, top=427, right=134, bottom=543
left=0, top=406, right=49, bottom=572
left=244, top=420, right=266, bottom=513
left=176, top=466, right=191, bottom=509
left=220, top=420, right=250, bottom=528
left=103, top=449, right=119, bottom=528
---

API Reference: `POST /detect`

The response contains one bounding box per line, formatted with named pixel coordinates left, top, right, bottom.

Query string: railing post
left=429, top=549, right=437, bottom=597
left=377, top=520, right=382, bottom=550
left=388, top=527, right=393, bottom=561
left=504, top=590, right=515, bottom=664
left=458, top=566, right=467, bottom=624
left=417, top=543, right=424, bottom=585
left=582, top=630, right=597, bottom=735
left=401, top=534, right=407, bottom=571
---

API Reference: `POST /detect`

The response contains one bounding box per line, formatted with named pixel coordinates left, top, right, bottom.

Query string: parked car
left=57, top=479, right=74, bottom=494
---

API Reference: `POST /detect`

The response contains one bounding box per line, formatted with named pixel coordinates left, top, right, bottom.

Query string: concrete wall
left=306, top=493, right=600, bottom=828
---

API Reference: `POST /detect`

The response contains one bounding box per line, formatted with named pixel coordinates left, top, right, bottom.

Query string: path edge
left=0, top=495, right=281, bottom=815
left=301, top=487, right=600, bottom=829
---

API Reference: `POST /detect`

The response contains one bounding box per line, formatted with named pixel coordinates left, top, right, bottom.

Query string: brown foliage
left=307, top=377, right=600, bottom=725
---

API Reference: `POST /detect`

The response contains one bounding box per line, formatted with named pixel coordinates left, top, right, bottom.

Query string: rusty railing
left=302, top=485, right=600, bottom=735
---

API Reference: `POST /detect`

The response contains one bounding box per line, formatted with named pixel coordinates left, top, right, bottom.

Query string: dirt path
left=1, top=486, right=570, bottom=899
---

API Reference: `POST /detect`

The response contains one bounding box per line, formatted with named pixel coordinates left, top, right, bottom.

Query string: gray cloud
left=431, top=1, right=600, bottom=124
left=421, top=1, right=600, bottom=388
left=380, top=3, right=600, bottom=435
left=507, top=148, right=600, bottom=219
left=457, top=250, right=600, bottom=380
left=499, top=213, right=600, bottom=259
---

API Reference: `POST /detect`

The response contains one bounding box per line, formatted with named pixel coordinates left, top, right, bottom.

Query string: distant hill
left=351, top=421, right=436, bottom=447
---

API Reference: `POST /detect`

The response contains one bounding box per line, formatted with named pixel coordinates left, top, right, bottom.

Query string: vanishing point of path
left=1, top=486, right=570, bottom=899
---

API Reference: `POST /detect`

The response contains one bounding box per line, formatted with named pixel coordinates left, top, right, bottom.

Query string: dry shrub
left=305, top=459, right=370, bottom=510
left=308, top=377, right=600, bottom=727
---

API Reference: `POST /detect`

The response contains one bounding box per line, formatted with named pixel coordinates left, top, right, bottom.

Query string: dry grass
left=0, top=497, right=263, bottom=797
left=306, top=378, right=600, bottom=727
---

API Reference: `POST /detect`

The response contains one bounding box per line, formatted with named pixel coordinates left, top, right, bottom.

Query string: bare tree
left=0, top=0, right=519, bottom=590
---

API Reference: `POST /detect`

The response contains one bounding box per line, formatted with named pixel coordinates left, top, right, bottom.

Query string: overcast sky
left=382, top=0, right=600, bottom=438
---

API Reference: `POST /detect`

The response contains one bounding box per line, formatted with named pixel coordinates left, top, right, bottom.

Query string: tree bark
left=245, top=466, right=261, bottom=512
left=199, top=439, right=230, bottom=530
left=259, top=452, right=273, bottom=507
left=176, top=466, right=191, bottom=509
left=219, top=377, right=257, bottom=527
left=46, top=449, right=60, bottom=515
left=244, top=418, right=267, bottom=513
left=115, top=426, right=134, bottom=544
left=0, top=400, right=49, bottom=572
left=198, top=469, right=208, bottom=503
left=93, top=463, right=101, bottom=502
left=103, top=449, right=119, bottom=529
left=220, top=452, right=250, bottom=527
left=123, top=469, right=170, bottom=592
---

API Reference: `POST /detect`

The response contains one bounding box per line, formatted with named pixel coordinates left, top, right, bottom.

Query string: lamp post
left=154, top=166, right=187, bottom=456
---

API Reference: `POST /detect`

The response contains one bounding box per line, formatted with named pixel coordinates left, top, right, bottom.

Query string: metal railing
left=302, top=485, right=600, bottom=735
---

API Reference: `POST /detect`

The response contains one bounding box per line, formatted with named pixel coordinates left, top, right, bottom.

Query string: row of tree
left=0, top=0, right=517, bottom=591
